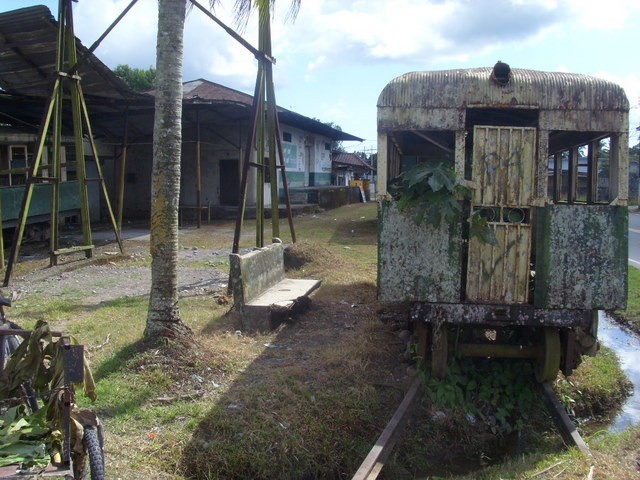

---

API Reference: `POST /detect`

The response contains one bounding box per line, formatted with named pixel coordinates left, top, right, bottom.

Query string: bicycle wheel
left=73, top=425, right=105, bottom=480
left=84, top=425, right=105, bottom=480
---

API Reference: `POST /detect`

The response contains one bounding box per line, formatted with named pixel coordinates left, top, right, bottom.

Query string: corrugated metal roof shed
left=0, top=6, right=362, bottom=143
left=183, top=78, right=363, bottom=142
left=0, top=5, right=144, bottom=100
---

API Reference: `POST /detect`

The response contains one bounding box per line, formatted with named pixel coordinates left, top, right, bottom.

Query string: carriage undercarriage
left=410, top=303, right=598, bottom=382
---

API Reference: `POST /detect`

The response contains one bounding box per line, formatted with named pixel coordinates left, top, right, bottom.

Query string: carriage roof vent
left=491, top=61, right=511, bottom=86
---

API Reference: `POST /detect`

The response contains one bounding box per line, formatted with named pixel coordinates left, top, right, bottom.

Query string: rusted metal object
left=538, top=382, right=591, bottom=456
left=352, top=377, right=422, bottom=480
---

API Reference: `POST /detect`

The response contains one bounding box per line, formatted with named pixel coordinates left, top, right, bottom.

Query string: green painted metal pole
left=196, top=106, right=202, bottom=229
left=50, top=73, right=63, bottom=266
left=117, top=108, right=128, bottom=231
left=50, top=0, right=67, bottom=266
left=273, top=116, right=296, bottom=243
left=255, top=73, right=265, bottom=248
left=0, top=194, right=4, bottom=269
left=263, top=14, right=280, bottom=239
left=78, top=83, right=124, bottom=253
left=231, top=68, right=264, bottom=254
left=3, top=78, right=61, bottom=286
left=65, top=0, right=93, bottom=260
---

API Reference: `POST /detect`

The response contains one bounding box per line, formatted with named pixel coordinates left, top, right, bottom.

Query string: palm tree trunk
left=145, top=0, right=189, bottom=338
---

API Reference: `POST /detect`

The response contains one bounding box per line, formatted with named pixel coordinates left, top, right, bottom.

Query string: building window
left=324, top=142, right=331, bottom=151
left=282, top=132, right=292, bottom=142
left=0, top=145, right=33, bottom=186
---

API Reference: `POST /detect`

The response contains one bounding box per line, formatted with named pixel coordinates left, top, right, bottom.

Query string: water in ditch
left=598, top=311, right=640, bottom=431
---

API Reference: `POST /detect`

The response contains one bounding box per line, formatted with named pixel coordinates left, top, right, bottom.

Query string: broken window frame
left=547, top=135, right=613, bottom=205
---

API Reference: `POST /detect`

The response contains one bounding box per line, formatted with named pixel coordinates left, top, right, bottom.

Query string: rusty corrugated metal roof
left=0, top=5, right=142, bottom=99
left=378, top=67, right=630, bottom=112
left=182, top=78, right=363, bottom=142
left=183, top=79, right=253, bottom=105
left=332, top=152, right=375, bottom=171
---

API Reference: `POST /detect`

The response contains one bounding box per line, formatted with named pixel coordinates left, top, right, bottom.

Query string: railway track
left=352, top=377, right=590, bottom=479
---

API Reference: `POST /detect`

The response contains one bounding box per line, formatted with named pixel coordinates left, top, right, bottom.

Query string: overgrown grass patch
left=616, top=265, right=640, bottom=333
left=554, top=346, right=633, bottom=419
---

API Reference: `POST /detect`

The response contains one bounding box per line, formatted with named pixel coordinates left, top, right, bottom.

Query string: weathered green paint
left=230, top=242, right=286, bottom=305
left=285, top=171, right=331, bottom=187
left=229, top=241, right=321, bottom=332
left=1, top=182, right=80, bottom=225
left=378, top=200, right=462, bottom=302
left=534, top=205, right=627, bottom=309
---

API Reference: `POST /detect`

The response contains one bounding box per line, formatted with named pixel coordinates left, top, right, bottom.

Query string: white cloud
left=566, top=0, right=640, bottom=29
left=73, top=0, right=157, bottom=68
left=305, top=55, right=327, bottom=79
left=72, top=0, right=258, bottom=89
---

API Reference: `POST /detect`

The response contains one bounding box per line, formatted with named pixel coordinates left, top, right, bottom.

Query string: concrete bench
left=229, top=239, right=321, bottom=332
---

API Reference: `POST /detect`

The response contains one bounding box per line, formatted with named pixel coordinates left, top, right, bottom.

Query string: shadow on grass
left=92, top=337, right=151, bottom=381
left=177, top=280, right=402, bottom=479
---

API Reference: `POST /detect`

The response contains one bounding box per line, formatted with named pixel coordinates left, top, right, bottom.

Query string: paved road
left=630, top=209, right=640, bottom=268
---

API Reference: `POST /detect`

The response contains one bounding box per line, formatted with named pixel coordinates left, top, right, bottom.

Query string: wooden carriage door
left=466, top=126, right=536, bottom=304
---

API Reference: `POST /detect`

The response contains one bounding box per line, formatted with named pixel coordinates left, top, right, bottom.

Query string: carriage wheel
left=534, top=327, right=561, bottom=383
left=431, top=324, right=448, bottom=378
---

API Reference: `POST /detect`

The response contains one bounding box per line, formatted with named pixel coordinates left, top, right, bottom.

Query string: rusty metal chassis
left=410, top=303, right=593, bottom=329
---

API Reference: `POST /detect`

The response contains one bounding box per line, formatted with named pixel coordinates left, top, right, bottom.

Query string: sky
left=3, top=0, right=640, bottom=153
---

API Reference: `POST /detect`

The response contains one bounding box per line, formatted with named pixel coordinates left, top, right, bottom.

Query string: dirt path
left=5, top=228, right=232, bottom=305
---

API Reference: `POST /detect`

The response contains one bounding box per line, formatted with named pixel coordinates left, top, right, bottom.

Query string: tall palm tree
left=145, top=0, right=188, bottom=338
left=145, top=0, right=299, bottom=338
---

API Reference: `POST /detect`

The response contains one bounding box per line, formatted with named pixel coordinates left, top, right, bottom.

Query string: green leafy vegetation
left=0, top=320, right=96, bottom=471
left=389, top=162, right=498, bottom=245
left=389, top=162, right=470, bottom=228
left=419, top=358, right=537, bottom=435
left=113, top=64, right=156, bottom=92
left=0, top=406, right=50, bottom=470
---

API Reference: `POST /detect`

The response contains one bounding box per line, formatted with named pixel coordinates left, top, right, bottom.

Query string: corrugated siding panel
left=378, top=68, right=629, bottom=112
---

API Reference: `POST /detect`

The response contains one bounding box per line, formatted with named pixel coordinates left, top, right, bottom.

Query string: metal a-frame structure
left=3, top=0, right=124, bottom=286
left=189, top=0, right=296, bottom=252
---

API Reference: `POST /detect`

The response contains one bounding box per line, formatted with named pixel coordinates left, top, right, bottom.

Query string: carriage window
left=547, top=136, right=612, bottom=204
left=596, top=138, right=611, bottom=203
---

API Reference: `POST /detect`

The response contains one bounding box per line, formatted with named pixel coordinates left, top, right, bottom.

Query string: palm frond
left=234, top=0, right=300, bottom=31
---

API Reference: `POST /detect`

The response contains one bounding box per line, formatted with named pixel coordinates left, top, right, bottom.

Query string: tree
left=145, top=0, right=187, bottom=338
left=113, top=64, right=156, bottom=92
left=145, top=0, right=300, bottom=339
left=321, top=121, right=344, bottom=153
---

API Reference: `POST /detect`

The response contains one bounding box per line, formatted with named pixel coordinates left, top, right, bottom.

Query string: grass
left=3, top=202, right=639, bottom=479
left=554, top=346, right=633, bottom=419
left=616, top=266, right=640, bottom=333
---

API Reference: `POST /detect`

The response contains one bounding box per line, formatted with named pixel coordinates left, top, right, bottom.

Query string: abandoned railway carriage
left=377, top=63, right=629, bottom=382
